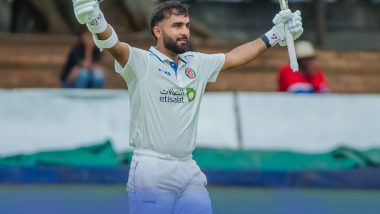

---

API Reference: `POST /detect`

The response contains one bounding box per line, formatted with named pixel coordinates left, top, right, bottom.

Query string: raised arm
left=221, top=38, right=267, bottom=72
left=96, top=27, right=130, bottom=67
left=221, top=9, right=303, bottom=72
left=72, top=0, right=129, bottom=67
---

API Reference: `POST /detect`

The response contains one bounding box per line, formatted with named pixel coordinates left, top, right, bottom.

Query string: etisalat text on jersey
left=159, top=88, right=185, bottom=103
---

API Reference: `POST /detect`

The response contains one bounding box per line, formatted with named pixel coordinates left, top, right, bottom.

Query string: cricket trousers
left=127, top=149, right=212, bottom=214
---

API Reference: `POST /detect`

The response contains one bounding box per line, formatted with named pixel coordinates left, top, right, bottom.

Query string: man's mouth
left=177, top=37, right=188, bottom=44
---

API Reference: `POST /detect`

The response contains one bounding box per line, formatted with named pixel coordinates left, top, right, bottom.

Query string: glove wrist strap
left=261, top=28, right=280, bottom=48
left=93, top=26, right=118, bottom=51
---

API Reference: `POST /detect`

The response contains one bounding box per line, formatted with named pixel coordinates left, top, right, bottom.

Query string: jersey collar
left=149, top=47, right=188, bottom=64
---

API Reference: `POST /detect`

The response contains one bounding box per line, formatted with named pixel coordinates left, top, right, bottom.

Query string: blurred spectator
left=278, top=40, right=330, bottom=93
left=60, top=30, right=106, bottom=88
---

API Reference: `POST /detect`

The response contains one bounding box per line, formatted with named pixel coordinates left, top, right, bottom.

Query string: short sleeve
left=198, top=53, right=225, bottom=83
left=114, top=44, right=150, bottom=81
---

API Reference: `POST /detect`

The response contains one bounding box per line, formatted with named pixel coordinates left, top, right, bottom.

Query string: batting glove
left=287, top=10, right=303, bottom=42
left=262, top=9, right=303, bottom=47
left=72, top=0, right=108, bottom=34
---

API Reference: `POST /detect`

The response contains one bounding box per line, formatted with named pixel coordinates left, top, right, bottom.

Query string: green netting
left=192, top=147, right=366, bottom=171
left=0, top=140, right=118, bottom=167
left=1, top=140, right=380, bottom=171
left=119, top=147, right=380, bottom=171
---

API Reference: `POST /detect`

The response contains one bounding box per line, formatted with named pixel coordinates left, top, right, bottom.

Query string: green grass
left=1, top=184, right=379, bottom=214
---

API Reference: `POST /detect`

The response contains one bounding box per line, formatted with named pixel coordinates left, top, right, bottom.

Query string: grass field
left=1, top=184, right=379, bottom=214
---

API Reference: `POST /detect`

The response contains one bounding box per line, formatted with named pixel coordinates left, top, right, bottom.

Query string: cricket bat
left=279, top=0, right=299, bottom=72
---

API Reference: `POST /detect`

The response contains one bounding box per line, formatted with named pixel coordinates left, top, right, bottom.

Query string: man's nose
left=181, top=26, right=189, bottom=36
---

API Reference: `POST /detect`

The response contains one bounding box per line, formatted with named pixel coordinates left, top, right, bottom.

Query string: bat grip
left=285, top=25, right=299, bottom=72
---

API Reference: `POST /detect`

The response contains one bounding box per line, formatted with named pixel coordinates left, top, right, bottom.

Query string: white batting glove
left=262, top=9, right=303, bottom=47
left=72, top=0, right=108, bottom=34
left=287, top=10, right=303, bottom=42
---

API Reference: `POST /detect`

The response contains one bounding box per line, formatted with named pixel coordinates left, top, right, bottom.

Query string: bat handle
left=285, top=25, right=299, bottom=72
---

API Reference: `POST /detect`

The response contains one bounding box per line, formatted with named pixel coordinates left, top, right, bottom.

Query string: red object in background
left=278, top=64, right=330, bottom=93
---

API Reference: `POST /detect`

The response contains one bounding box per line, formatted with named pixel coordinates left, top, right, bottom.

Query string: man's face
left=157, top=14, right=190, bottom=54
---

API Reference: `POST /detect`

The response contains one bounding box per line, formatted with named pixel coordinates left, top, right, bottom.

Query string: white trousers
left=127, top=149, right=212, bottom=214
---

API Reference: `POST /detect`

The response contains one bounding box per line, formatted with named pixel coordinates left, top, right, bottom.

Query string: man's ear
left=153, top=26, right=161, bottom=39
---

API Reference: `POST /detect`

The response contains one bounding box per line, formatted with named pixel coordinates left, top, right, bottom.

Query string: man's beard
left=163, top=33, right=189, bottom=54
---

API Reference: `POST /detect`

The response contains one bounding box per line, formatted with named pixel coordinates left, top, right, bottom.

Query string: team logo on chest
left=185, top=68, right=196, bottom=80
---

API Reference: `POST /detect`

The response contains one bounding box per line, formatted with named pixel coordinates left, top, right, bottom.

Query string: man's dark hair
left=150, top=1, right=189, bottom=39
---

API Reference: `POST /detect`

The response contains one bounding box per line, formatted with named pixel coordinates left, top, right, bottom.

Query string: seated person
left=278, top=40, right=330, bottom=93
left=60, top=30, right=106, bottom=88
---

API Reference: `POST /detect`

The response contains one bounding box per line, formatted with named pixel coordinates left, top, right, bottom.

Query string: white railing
left=1, top=89, right=380, bottom=155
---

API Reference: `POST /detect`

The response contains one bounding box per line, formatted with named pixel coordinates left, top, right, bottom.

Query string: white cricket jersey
left=115, top=45, right=225, bottom=159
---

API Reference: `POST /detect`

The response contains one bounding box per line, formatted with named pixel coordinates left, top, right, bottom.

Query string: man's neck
left=156, top=44, right=179, bottom=63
